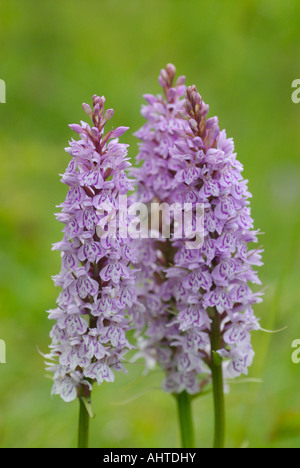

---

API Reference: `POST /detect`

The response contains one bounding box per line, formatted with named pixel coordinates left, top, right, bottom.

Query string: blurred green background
left=0, top=0, right=300, bottom=448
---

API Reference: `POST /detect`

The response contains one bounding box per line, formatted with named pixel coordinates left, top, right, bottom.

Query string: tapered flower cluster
left=45, top=95, right=138, bottom=402
left=132, top=65, right=263, bottom=394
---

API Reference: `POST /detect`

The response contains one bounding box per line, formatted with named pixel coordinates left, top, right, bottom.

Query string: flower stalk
left=210, top=310, right=225, bottom=449
left=176, top=391, right=195, bottom=448
left=77, top=385, right=92, bottom=448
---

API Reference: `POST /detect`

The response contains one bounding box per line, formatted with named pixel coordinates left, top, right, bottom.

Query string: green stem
left=210, top=311, right=225, bottom=448
left=78, top=387, right=91, bottom=449
left=176, top=391, right=195, bottom=448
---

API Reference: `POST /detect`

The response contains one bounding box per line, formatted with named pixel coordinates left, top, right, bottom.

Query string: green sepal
left=212, top=350, right=223, bottom=366
left=80, top=395, right=94, bottom=419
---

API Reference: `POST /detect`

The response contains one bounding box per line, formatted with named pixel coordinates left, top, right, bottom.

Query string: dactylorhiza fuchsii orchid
left=44, top=66, right=263, bottom=449
left=131, top=64, right=263, bottom=447
left=44, top=95, right=143, bottom=446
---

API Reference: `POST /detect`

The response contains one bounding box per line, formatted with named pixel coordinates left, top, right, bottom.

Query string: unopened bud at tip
left=189, top=119, right=198, bottom=133
left=82, top=103, right=92, bottom=116
left=166, top=63, right=176, bottom=77
left=69, top=124, right=83, bottom=134
left=104, top=108, right=114, bottom=121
